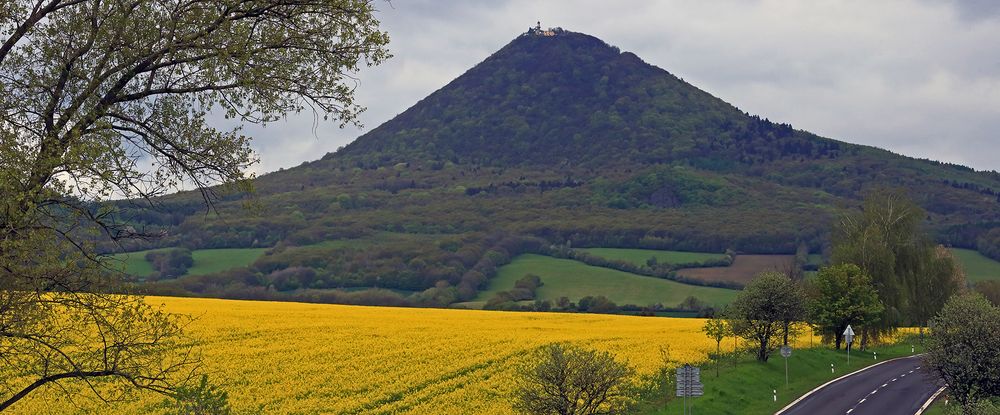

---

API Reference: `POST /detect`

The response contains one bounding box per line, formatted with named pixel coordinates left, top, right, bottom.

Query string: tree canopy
left=832, top=189, right=964, bottom=332
left=725, top=272, right=805, bottom=362
left=925, top=294, right=1000, bottom=409
left=0, top=0, right=388, bottom=409
left=806, top=264, right=883, bottom=349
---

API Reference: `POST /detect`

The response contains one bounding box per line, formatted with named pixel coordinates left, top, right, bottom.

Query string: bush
left=578, top=295, right=618, bottom=313
left=514, top=274, right=543, bottom=291
left=676, top=296, right=705, bottom=312
left=161, top=375, right=231, bottom=415
left=484, top=291, right=518, bottom=310
left=145, top=248, right=194, bottom=280
left=925, top=293, right=1000, bottom=409
left=976, top=281, right=1000, bottom=307
left=265, top=267, right=317, bottom=291
left=513, top=344, right=635, bottom=415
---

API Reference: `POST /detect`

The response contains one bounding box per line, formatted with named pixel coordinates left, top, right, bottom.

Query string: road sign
left=675, top=365, right=704, bottom=397
left=844, top=325, right=855, bottom=364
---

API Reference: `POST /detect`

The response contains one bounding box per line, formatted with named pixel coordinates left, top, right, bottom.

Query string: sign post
left=844, top=325, right=855, bottom=365
left=676, top=364, right=703, bottom=415
left=780, top=345, right=792, bottom=387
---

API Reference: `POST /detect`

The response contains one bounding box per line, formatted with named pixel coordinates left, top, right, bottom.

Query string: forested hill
left=336, top=30, right=841, bottom=169
left=115, top=29, right=1000, bottom=304
left=324, top=29, right=999, bottom=221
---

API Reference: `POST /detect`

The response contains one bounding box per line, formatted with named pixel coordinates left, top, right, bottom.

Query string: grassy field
left=648, top=341, right=925, bottom=415
left=8, top=296, right=810, bottom=415
left=950, top=248, right=1000, bottom=283
left=109, top=247, right=268, bottom=277
left=676, top=255, right=795, bottom=285
left=108, top=249, right=164, bottom=277
left=188, top=248, right=269, bottom=275
left=475, top=254, right=738, bottom=307
left=578, top=247, right=726, bottom=266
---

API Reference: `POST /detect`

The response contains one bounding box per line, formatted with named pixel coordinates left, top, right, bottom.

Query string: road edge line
left=774, top=353, right=924, bottom=415
left=914, top=386, right=946, bottom=415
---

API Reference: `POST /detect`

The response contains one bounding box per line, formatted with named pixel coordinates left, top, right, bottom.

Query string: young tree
left=514, top=344, right=635, bottom=415
left=806, top=264, right=884, bottom=349
left=726, top=272, right=806, bottom=362
left=702, top=316, right=729, bottom=376
left=924, top=294, right=1000, bottom=410
left=0, top=0, right=388, bottom=408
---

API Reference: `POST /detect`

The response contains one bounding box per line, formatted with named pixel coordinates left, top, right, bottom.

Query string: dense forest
left=103, top=31, right=1000, bottom=306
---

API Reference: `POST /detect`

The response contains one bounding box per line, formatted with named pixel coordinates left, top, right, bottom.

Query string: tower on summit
left=525, top=22, right=563, bottom=37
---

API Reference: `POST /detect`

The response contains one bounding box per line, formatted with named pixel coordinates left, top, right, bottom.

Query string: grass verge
left=641, top=339, right=926, bottom=415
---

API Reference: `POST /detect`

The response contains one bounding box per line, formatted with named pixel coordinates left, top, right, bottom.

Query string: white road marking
left=892, top=378, right=898, bottom=382
left=901, top=373, right=907, bottom=377
left=882, top=383, right=888, bottom=387
left=847, top=409, right=854, bottom=414
left=909, top=370, right=914, bottom=373
left=859, top=398, right=867, bottom=404
left=871, top=389, right=878, bottom=394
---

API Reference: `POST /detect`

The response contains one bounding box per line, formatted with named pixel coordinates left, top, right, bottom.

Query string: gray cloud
left=231, top=0, right=1000, bottom=175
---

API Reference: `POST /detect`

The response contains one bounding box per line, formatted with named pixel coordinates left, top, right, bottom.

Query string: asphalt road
left=778, top=355, right=942, bottom=415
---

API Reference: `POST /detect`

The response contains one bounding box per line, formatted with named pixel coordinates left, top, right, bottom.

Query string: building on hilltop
left=525, top=21, right=564, bottom=37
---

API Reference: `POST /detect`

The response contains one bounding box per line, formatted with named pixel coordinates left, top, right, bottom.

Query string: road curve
left=777, top=355, right=942, bottom=415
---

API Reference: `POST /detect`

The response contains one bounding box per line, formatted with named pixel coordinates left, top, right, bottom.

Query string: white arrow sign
left=844, top=325, right=855, bottom=345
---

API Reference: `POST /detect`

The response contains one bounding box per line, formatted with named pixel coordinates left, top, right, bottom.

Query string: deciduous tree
left=0, top=0, right=388, bottom=409
left=514, top=343, right=635, bottom=415
left=925, top=294, right=1000, bottom=409
left=725, top=272, right=805, bottom=362
left=806, top=264, right=883, bottom=349
left=702, top=316, right=729, bottom=376
left=831, top=189, right=963, bottom=343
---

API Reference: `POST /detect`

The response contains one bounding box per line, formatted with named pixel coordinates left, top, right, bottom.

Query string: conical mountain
left=336, top=30, right=840, bottom=170
left=125, top=30, right=1000, bottom=302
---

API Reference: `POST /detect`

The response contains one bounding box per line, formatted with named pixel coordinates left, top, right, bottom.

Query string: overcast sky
left=235, top=0, right=1000, bottom=175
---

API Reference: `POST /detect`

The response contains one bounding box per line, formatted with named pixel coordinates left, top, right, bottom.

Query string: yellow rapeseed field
left=9, top=296, right=811, bottom=414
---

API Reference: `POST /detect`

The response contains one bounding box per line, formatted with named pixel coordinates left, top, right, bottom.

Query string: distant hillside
left=111, top=29, right=1000, bottom=307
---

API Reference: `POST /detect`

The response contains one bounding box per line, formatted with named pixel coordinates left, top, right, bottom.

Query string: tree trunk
left=758, top=337, right=769, bottom=362
left=835, top=333, right=843, bottom=350
left=716, top=342, right=721, bottom=377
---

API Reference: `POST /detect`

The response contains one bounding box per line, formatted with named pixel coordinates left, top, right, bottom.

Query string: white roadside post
left=773, top=389, right=777, bottom=402
left=844, top=325, right=855, bottom=365
left=831, top=363, right=834, bottom=374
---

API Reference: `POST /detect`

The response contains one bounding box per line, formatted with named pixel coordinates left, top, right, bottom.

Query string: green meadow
left=110, top=247, right=268, bottom=278
left=477, top=254, right=738, bottom=307
left=950, top=248, right=1000, bottom=283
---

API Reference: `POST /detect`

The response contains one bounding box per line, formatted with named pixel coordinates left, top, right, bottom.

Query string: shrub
left=513, top=344, right=635, bottom=415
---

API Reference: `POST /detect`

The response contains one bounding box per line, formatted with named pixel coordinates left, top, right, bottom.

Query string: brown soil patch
left=676, top=255, right=795, bottom=285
